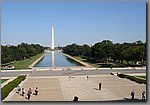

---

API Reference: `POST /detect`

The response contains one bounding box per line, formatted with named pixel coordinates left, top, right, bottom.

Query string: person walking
left=142, top=91, right=146, bottom=100
left=29, top=88, right=32, bottom=94
left=27, top=91, right=31, bottom=100
left=21, top=88, right=25, bottom=97
left=99, top=83, right=102, bottom=90
left=131, top=90, right=135, bottom=100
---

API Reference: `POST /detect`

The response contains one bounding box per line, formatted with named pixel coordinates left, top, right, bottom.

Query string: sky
left=1, top=1, right=146, bottom=47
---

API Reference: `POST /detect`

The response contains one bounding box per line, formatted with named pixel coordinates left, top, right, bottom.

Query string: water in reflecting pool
left=34, top=51, right=83, bottom=67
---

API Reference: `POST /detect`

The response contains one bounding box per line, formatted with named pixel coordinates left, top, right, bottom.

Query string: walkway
left=5, top=75, right=146, bottom=101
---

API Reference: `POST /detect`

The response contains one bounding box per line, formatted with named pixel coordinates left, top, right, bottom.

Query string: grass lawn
left=1, top=79, right=8, bottom=84
left=12, top=52, right=45, bottom=69
left=136, top=76, right=146, bottom=79
left=73, top=56, right=99, bottom=67
left=1, top=75, right=26, bottom=100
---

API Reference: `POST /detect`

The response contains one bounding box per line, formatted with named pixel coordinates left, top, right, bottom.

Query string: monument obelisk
left=51, top=26, right=54, bottom=50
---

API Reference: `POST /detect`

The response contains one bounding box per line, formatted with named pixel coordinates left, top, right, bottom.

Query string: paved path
left=6, top=75, right=146, bottom=101
left=1, top=77, right=17, bottom=88
left=1, top=69, right=146, bottom=77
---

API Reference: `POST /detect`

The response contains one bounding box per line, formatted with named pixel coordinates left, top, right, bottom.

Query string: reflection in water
left=52, top=51, right=54, bottom=67
left=35, top=52, right=83, bottom=67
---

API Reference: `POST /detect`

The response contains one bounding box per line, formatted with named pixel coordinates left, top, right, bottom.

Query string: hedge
left=117, top=74, right=146, bottom=84
left=1, top=75, right=27, bottom=100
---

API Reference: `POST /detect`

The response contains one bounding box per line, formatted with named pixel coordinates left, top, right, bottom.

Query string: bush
left=117, top=74, right=146, bottom=84
left=1, top=75, right=26, bottom=100
left=117, top=74, right=125, bottom=78
left=100, top=64, right=113, bottom=68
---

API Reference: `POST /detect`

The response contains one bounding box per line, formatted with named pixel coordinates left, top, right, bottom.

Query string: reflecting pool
left=34, top=51, right=83, bottom=67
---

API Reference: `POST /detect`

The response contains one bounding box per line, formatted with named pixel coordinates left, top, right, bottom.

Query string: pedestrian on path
left=131, top=90, right=135, bottom=100
left=34, top=68, right=36, bottom=72
left=33, top=87, right=38, bottom=95
left=87, top=76, right=89, bottom=80
left=21, top=88, right=25, bottom=97
left=99, top=83, right=102, bottom=90
left=142, top=91, right=146, bottom=100
left=29, top=88, right=32, bottom=94
left=16, top=86, right=21, bottom=93
left=73, top=96, right=79, bottom=101
left=27, top=91, right=31, bottom=100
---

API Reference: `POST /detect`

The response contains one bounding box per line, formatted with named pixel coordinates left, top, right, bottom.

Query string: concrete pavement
left=5, top=75, right=146, bottom=101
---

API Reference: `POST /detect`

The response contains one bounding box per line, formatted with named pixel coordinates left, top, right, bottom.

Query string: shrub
left=1, top=75, right=26, bottom=100
left=117, top=74, right=125, bottom=78
left=117, top=74, right=146, bottom=84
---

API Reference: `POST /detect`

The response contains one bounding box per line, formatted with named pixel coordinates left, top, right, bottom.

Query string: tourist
left=99, top=83, right=102, bottom=90
left=69, top=76, right=71, bottom=81
left=87, top=76, right=89, bottom=80
left=142, top=91, right=146, bottom=100
left=131, top=90, right=135, bottom=100
left=16, top=86, right=21, bottom=93
left=34, top=68, right=36, bottom=72
left=34, top=87, right=38, bottom=95
left=29, top=88, right=32, bottom=94
left=21, top=88, right=25, bottom=97
left=73, top=96, right=79, bottom=101
left=27, top=90, right=31, bottom=100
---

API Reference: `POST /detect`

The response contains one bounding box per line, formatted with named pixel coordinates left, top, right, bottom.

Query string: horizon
left=1, top=1, right=146, bottom=47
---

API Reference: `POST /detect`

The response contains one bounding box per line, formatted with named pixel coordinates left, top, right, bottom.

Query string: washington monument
left=51, top=26, right=54, bottom=50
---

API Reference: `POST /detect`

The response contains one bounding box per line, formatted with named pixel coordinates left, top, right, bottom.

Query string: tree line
left=1, top=43, right=45, bottom=64
left=62, top=40, right=146, bottom=67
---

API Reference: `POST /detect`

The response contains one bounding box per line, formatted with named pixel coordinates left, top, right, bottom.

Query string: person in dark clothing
left=34, top=87, right=38, bottom=95
left=27, top=91, right=31, bottom=100
left=87, top=76, right=89, bottom=80
left=73, top=96, right=79, bottom=101
left=142, top=91, right=146, bottom=100
left=99, top=83, right=102, bottom=90
left=131, top=90, right=135, bottom=100
left=21, top=88, right=25, bottom=97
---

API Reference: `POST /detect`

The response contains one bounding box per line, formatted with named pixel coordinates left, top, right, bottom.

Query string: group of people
left=130, top=90, right=146, bottom=100
left=31, top=68, right=37, bottom=73
left=16, top=86, right=39, bottom=100
left=62, top=67, right=71, bottom=71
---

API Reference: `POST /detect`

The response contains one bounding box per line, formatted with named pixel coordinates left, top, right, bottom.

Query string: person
left=16, top=86, right=21, bottom=93
left=34, top=87, right=38, bottom=95
left=27, top=90, right=31, bottom=100
left=34, top=68, right=36, bottom=72
left=131, top=90, right=135, bottom=100
left=87, top=76, right=89, bottom=80
left=142, top=91, right=146, bottom=100
left=69, top=76, right=71, bottom=81
left=29, top=88, right=32, bottom=94
left=99, top=83, right=102, bottom=90
left=73, top=96, right=79, bottom=101
left=21, top=88, right=25, bottom=97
